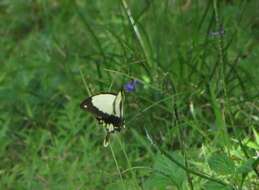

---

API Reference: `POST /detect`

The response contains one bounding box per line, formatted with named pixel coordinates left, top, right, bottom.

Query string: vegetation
left=0, top=0, right=258, bottom=189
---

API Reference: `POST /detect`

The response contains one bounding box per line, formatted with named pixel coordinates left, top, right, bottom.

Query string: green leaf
left=252, top=127, right=259, bottom=145
left=245, top=127, right=259, bottom=150
left=208, top=152, right=236, bottom=175
left=237, top=158, right=256, bottom=174
left=144, top=175, right=174, bottom=190
left=144, top=152, right=187, bottom=189
left=203, top=181, right=232, bottom=190
left=209, top=85, right=229, bottom=147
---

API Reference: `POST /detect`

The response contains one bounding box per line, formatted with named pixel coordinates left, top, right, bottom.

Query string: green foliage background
left=0, top=0, right=258, bottom=189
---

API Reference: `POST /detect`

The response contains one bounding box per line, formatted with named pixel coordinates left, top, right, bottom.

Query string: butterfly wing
left=80, top=92, right=124, bottom=130
left=113, top=90, right=124, bottom=118
left=80, top=91, right=125, bottom=147
left=81, top=93, right=115, bottom=126
left=113, top=90, right=125, bottom=129
left=81, top=93, right=116, bottom=114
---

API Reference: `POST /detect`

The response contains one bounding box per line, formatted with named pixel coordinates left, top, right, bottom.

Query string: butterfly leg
left=106, top=124, right=114, bottom=133
left=103, top=124, right=116, bottom=147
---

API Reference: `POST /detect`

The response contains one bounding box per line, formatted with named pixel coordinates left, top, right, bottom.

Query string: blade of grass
left=209, top=84, right=230, bottom=148
left=110, top=144, right=127, bottom=190
left=116, top=135, right=142, bottom=190
left=72, top=1, right=104, bottom=88
left=120, top=0, right=152, bottom=80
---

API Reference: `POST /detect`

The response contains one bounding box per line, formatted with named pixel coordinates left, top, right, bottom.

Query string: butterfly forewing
left=92, top=94, right=117, bottom=114
left=80, top=93, right=117, bottom=127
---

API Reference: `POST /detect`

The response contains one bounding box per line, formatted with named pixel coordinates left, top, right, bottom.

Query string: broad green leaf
left=208, top=152, right=236, bottom=175
left=144, top=152, right=187, bottom=189
left=237, top=158, right=255, bottom=174
left=203, top=181, right=232, bottom=190
left=144, top=175, right=175, bottom=190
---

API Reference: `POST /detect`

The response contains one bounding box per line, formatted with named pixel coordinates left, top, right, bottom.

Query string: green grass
left=1, top=0, right=259, bottom=189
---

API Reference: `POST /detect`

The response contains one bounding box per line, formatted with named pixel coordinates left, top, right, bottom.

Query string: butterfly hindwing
left=113, top=90, right=124, bottom=117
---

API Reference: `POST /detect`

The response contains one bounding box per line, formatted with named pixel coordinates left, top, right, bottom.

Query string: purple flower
left=124, top=79, right=139, bottom=92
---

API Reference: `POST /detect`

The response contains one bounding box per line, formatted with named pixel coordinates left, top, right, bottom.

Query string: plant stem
left=110, top=144, right=127, bottom=190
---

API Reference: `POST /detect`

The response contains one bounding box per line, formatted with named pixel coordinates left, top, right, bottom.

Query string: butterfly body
left=80, top=90, right=124, bottom=146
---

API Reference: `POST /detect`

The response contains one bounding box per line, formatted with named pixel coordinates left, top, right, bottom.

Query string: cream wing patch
left=91, top=94, right=116, bottom=114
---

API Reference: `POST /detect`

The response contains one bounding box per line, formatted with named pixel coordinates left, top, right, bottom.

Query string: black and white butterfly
left=80, top=90, right=125, bottom=147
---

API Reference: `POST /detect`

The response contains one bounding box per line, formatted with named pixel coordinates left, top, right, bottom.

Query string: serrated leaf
left=203, top=181, right=232, bottom=190
left=208, top=153, right=236, bottom=175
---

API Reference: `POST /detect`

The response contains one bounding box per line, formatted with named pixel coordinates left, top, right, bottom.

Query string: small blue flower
left=124, top=79, right=139, bottom=92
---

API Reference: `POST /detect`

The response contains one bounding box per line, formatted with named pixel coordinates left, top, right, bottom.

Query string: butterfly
left=80, top=90, right=125, bottom=147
